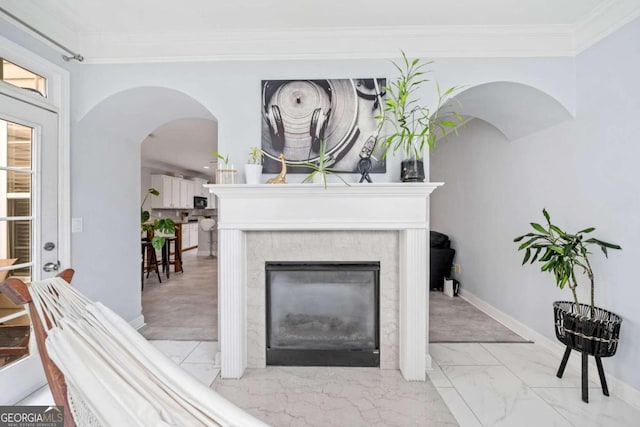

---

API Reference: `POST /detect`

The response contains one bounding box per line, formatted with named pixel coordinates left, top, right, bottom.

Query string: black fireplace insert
left=266, top=262, right=380, bottom=367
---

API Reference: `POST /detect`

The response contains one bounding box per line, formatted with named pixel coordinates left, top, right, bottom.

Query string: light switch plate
left=72, top=217, right=83, bottom=233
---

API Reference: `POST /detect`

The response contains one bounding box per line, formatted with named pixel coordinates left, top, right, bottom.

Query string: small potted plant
left=514, top=208, right=622, bottom=403
left=213, top=151, right=237, bottom=184
left=141, top=188, right=176, bottom=250
left=302, top=140, right=348, bottom=188
left=245, top=147, right=263, bottom=185
left=378, top=51, right=462, bottom=182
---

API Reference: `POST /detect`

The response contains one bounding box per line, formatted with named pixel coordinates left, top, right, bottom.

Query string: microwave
left=194, top=196, right=208, bottom=209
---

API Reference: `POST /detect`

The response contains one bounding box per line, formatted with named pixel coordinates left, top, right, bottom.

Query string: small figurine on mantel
left=267, top=154, right=287, bottom=184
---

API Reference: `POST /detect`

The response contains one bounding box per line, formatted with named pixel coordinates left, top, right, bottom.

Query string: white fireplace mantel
left=205, top=182, right=443, bottom=381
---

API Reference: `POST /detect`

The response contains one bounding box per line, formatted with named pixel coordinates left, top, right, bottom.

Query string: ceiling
left=141, top=118, right=218, bottom=179
left=2, top=0, right=639, bottom=61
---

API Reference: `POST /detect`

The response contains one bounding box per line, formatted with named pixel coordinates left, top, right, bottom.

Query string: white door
left=0, top=93, right=59, bottom=404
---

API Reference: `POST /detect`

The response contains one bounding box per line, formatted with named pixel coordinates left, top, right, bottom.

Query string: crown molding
left=79, top=25, right=576, bottom=64
left=3, top=1, right=640, bottom=63
left=572, top=0, right=640, bottom=54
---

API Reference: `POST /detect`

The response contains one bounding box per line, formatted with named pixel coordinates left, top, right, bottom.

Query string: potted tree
left=379, top=51, right=462, bottom=182
left=514, top=208, right=622, bottom=403
left=245, top=147, right=263, bottom=185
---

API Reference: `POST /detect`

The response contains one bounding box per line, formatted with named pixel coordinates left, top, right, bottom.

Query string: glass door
left=0, top=93, right=58, bottom=404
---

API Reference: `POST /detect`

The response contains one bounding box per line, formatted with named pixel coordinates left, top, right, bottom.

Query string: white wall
left=431, top=17, right=640, bottom=392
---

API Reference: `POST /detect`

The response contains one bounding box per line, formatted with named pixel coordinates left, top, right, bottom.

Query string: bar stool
left=141, top=240, right=162, bottom=287
left=161, top=236, right=183, bottom=279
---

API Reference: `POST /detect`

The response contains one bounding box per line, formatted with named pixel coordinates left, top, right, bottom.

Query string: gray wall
left=431, top=17, right=640, bottom=391
left=66, top=56, right=576, bottom=326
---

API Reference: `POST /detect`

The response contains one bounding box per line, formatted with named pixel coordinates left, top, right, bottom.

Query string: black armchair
left=430, top=231, right=455, bottom=290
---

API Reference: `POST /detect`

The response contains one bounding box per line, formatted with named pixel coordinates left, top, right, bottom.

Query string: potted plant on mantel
left=378, top=51, right=463, bottom=182
left=514, top=208, right=622, bottom=403
left=302, top=140, right=348, bottom=188
left=245, top=147, right=263, bottom=185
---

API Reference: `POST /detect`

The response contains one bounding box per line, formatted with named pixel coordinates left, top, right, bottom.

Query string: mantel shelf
left=204, top=182, right=444, bottom=231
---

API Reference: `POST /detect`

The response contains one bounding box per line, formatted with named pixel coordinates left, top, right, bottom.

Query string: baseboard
left=458, top=288, right=640, bottom=411
left=425, top=353, right=433, bottom=371
left=129, top=314, right=145, bottom=330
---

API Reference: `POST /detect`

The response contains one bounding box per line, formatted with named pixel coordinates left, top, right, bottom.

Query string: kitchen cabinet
left=189, top=223, right=198, bottom=248
left=151, top=175, right=198, bottom=209
left=151, top=175, right=178, bottom=208
left=191, top=178, right=207, bottom=198
left=180, top=179, right=193, bottom=209
left=181, top=222, right=198, bottom=250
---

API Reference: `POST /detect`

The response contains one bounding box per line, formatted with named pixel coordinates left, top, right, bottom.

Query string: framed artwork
left=261, top=78, right=387, bottom=174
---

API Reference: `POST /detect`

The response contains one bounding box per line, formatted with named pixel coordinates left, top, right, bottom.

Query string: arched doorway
left=72, top=86, right=218, bottom=334
left=428, top=81, right=574, bottom=343
left=140, top=117, right=219, bottom=342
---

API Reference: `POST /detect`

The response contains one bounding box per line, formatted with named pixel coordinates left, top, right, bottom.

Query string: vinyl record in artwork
left=261, top=78, right=386, bottom=174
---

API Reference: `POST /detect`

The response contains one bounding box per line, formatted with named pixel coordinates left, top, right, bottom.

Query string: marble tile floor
left=16, top=340, right=640, bottom=427
left=429, top=342, right=640, bottom=427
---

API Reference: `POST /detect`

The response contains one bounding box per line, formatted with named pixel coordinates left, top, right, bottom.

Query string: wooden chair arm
left=0, top=268, right=76, bottom=427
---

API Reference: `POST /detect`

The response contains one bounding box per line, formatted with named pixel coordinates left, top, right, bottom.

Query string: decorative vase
left=216, top=166, right=237, bottom=184
left=244, top=163, right=262, bottom=185
left=400, top=158, right=425, bottom=182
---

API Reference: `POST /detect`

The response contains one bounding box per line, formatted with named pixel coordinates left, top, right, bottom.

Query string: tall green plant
left=378, top=51, right=463, bottom=159
left=514, top=209, right=621, bottom=311
left=141, top=188, right=176, bottom=250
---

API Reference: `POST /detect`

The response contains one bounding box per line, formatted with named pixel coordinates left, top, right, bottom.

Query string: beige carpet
left=429, top=291, right=529, bottom=343
left=140, top=250, right=218, bottom=341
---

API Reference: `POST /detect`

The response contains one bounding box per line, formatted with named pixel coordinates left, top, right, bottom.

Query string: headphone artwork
left=262, top=80, right=333, bottom=153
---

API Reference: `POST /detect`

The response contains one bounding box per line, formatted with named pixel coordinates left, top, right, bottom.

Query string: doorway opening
left=139, top=117, right=219, bottom=342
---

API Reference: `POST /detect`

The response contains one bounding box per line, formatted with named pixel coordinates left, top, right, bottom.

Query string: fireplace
left=266, top=262, right=380, bottom=367
left=207, top=183, right=441, bottom=380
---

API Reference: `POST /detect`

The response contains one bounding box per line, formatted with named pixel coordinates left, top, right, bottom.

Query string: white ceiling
left=141, top=118, right=218, bottom=179
left=2, top=0, right=640, bottom=61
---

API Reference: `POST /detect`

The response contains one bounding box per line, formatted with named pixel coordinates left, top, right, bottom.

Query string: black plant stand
left=556, top=346, right=609, bottom=403
left=553, top=301, right=622, bottom=404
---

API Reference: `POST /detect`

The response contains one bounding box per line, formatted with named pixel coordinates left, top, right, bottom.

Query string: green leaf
left=541, top=259, right=555, bottom=272
left=148, top=188, right=160, bottom=196
left=577, top=227, right=595, bottom=234
left=584, top=238, right=621, bottom=250
left=531, top=247, right=542, bottom=263
left=522, top=248, right=531, bottom=265
left=542, top=208, right=551, bottom=224
left=530, top=223, right=547, bottom=233
left=141, top=210, right=150, bottom=223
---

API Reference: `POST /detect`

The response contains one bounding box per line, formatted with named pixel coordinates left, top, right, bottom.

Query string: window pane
left=1, top=59, right=46, bottom=97
left=7, top=170, right=31, bottom=194
left=1, top=120, right=32, bottom=169
left=1, top=219, right=32, bottom=265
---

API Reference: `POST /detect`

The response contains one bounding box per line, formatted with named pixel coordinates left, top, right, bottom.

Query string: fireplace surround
left=206, top=183, right=442, bottom=381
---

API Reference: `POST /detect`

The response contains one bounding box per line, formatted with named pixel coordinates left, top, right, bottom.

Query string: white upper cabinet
left=151, top=175, right=176, bottom=208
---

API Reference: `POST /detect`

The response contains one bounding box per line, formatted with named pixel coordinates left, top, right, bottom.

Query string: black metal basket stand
left=553, top=301, right=622, bottom=403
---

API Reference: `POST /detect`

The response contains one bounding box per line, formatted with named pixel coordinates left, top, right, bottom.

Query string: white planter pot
left=244, top=164, right=263, bottom=184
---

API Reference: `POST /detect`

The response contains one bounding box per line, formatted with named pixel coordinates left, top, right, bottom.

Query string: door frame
left=0, top=35, right=70, bottom=269
left=0, top=35, right=70, bottom=403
